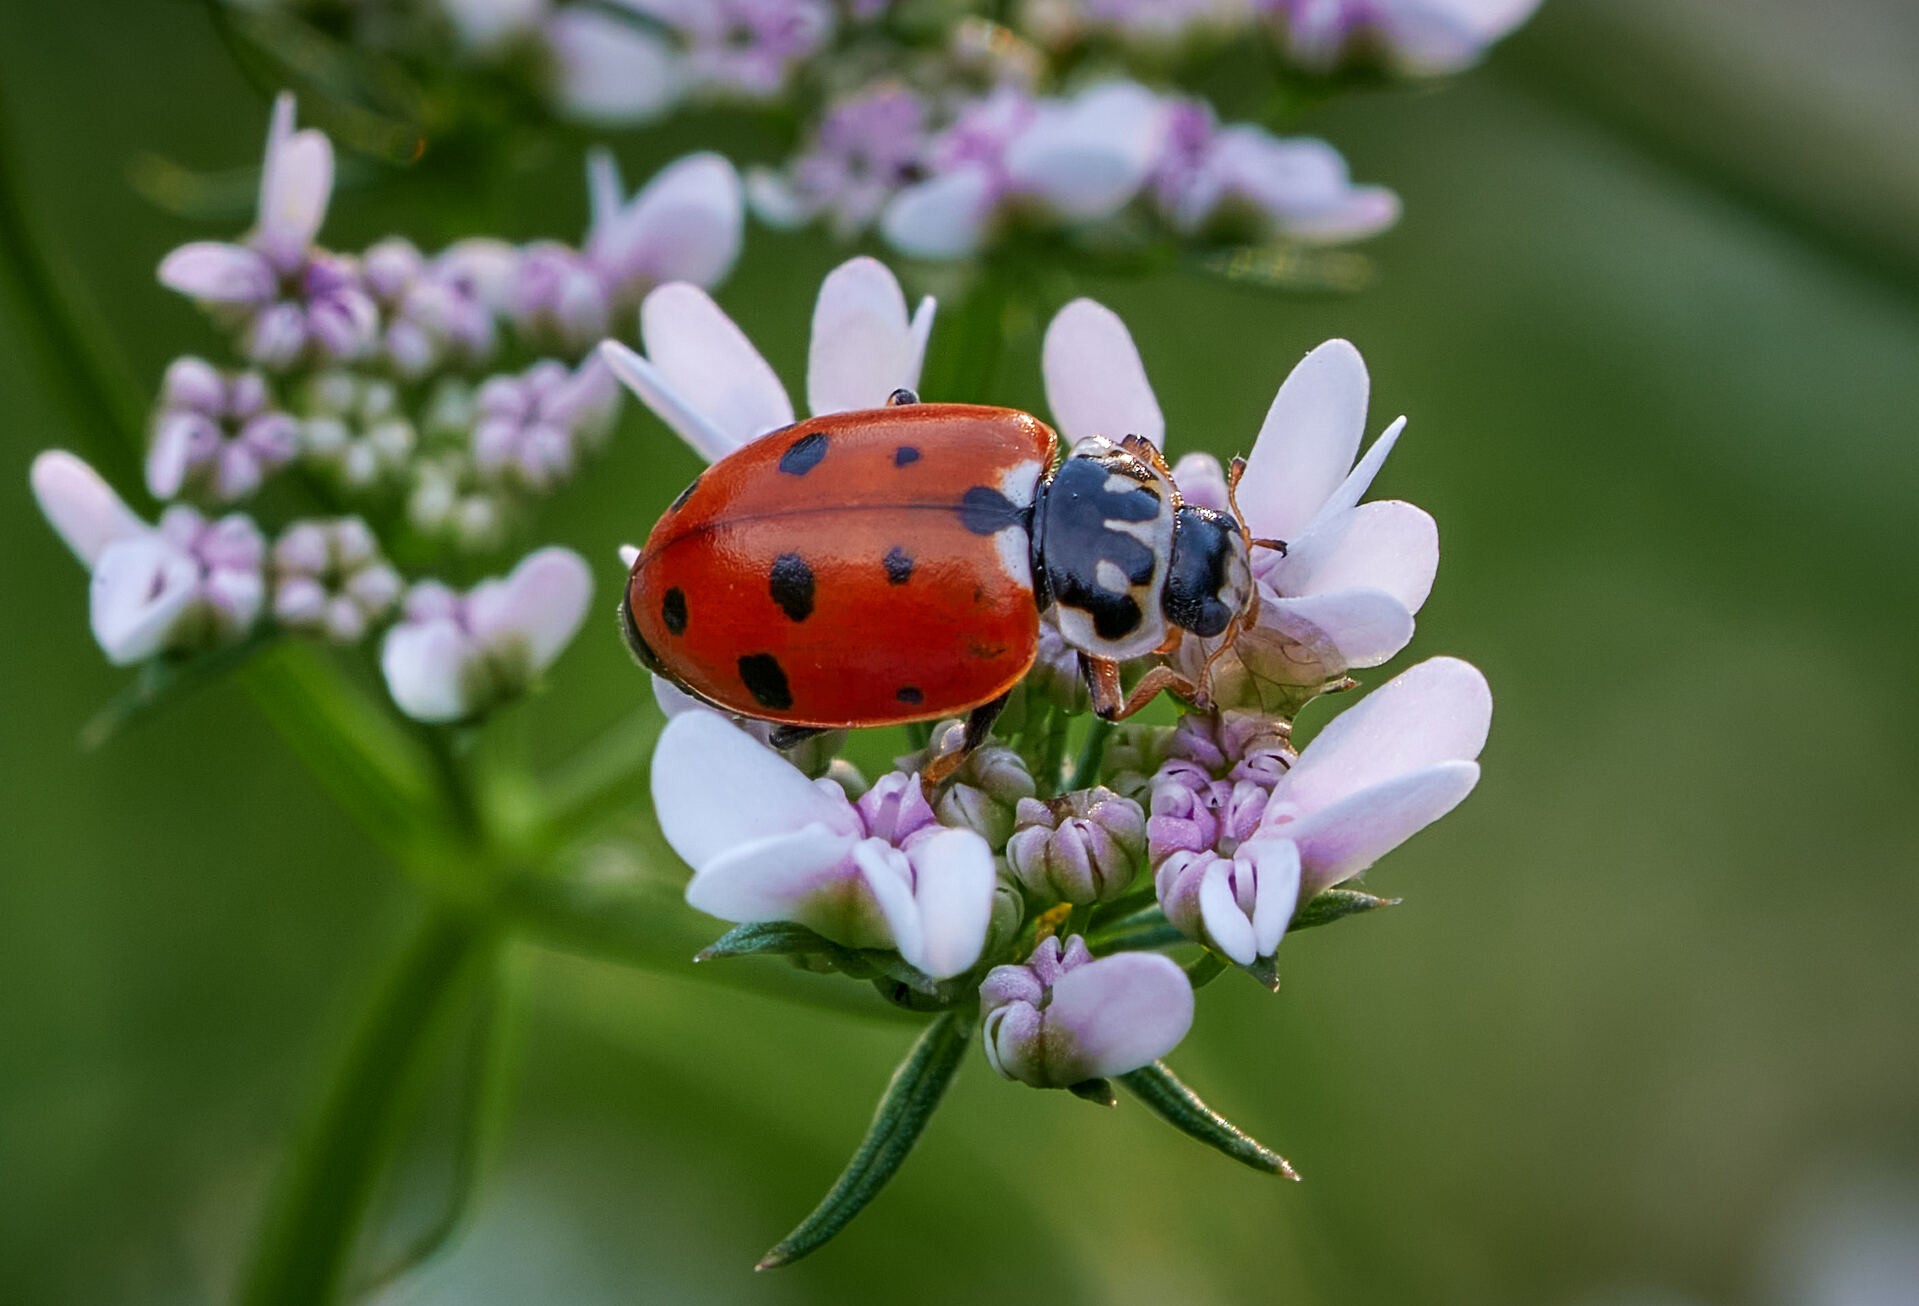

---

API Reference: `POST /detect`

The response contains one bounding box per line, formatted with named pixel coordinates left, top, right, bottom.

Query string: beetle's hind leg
left=918, top=692, right=1010, bottom=787
left=769, top=724, right=829, bottom=751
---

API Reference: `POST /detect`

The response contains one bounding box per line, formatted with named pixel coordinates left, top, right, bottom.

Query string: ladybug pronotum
left=621, top=390, right=1267, bottom=780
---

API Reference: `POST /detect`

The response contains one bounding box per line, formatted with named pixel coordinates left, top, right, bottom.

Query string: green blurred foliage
left=2, top=2, right=1916, bottom=1303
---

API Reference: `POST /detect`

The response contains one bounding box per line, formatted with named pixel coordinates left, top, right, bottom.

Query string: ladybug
left=620, top=389, right=1270, bottom=778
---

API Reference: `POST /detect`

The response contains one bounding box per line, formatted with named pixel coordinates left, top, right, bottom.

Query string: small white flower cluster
left=28, top=91, right=743, bottom=721
left=751, top=76, right=1398, bottom=261
left=609, top=258, right=1491, bottom=1114
left=1026, top=0, right=1541, bottom=76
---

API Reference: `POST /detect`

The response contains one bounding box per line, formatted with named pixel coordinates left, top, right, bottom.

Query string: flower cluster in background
left=33, top=92, right=746, bottom=719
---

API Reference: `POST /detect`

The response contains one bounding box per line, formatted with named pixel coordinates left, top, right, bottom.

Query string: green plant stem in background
left=238, top=903, right=499, bottom=1306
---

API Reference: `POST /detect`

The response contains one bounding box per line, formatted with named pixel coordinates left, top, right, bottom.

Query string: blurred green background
left=4, top=2, right=1917, bottom=1303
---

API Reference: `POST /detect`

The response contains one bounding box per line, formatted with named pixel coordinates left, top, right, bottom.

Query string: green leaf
left=1118, top=1061, right=1297, bottom=1180
left=1291, top=888, right=1400, bottom=932
left=1087, top=907, right=1185, bottom=954
left=1068, top=1077, right=1118, bottom=1107
left=696, top=921, right=868, bottom=974
left=79, top=633, right=277, bottom=751
left=757, top=1010, right=975, bottom=1270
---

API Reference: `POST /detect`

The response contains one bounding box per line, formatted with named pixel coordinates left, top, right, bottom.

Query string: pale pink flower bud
left=1006, top=787, right=1146, bottom=904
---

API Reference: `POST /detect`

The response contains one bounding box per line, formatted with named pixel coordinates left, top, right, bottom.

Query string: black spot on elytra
left=883, top=546, right=913, bottom=584
left=778, top=431, right=828, bottom=475
left=895, top=685, right=923, bottom=705
left=661, top=588, right=688, bottom=635
left=669, top=473, right=701, bottom=512
left=738, top=654, right=792, bottom=710
left=894, top=445, right=921, bottom=467
left=769, top=553, right=815, bottom=622
left=958, top=485, right=1028, bottom=535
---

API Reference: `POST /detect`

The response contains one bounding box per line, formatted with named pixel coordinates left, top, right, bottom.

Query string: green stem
left=239, top=904, right=496, bottom=1306
left=1070, top=718, right=1113, bottom=789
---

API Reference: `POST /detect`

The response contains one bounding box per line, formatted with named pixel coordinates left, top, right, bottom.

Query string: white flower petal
left=156, top=242, right=276, bottom=305
left=1239, top=339, right=1370, bottom=541
left=599, top=340, right=740, bottom=463
left=1197, top=862, right=1257, bottom=965
left=1282, top=761, right=1482, bottom=895
left=545, top=7, right=683, bottom=126
left=1041, top=298, right=1165, bottom=447
left=1308, top=416, right=1408, bottom=529
left=1261, top=587, right=1416, bottom=670
left=1005, top=82, right=1164, bottom=220
left=89, top=535, right=201, bottom=665
left=465, top=546, right=592, bottom=671
left=907, top=295, right=937, bottom=388
left=852, top=839, right=925, bottom=959
left=638, top=283, right=794, bottom=448
left=902, top=828, right=995, bottom=979
left=651, top=711, right=857, bottom=869
left=1274, top=499, right=1438, bottom=612
left=806, top=257, right=918, bottom=417
left=1281, top=656, right=1492, bottom=812
left=31, top=451, right=148, bottom=567
left=603, top=152, right=744, bottom=289
left=686, top=825, right=859, bottom=922
left=254, top=101, right=333, bottom=270
left=381, top=617, right=476, bottom=723
left=879, top=166, right=994, bottom=261
left=1246, top=839, right=1302, bottom=959
left=1045, top=951, right=1194, bottom=1081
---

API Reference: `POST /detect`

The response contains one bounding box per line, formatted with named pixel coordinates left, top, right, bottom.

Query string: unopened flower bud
left=979, top=934, right=1193, bottom=1088
left=1006, top=787, right=1146, bottom=904
left=1155, top=839, right=1301, bottom=966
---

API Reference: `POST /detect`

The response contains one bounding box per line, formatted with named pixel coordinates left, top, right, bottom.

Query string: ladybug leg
left=769, top=724, right=829, bottom=751
left=1120, top=434, right=1174, bottom=478
left=1081, top=655, right=1210, bottom=722
left=918, top=692, right=1010, bottom=787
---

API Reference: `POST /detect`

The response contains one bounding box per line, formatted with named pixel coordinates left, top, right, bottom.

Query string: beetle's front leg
left=1080, top=654, right=1209, bottom=721
left=918, top=692, right=1010, bottom=786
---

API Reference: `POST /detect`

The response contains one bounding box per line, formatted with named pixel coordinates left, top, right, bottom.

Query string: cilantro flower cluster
left=31, top=93, right=745, bottom=721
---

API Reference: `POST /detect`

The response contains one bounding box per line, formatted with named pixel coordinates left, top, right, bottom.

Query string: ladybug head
left=1162, top=503, right=1253, bottom=639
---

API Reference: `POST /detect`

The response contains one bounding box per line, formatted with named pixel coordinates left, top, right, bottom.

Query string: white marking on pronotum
left=987, top=461, right=1043, bottom=591
left=1095, top=560, right=1131, bottom=593
left=1106, top=517, right=1157, bottom=543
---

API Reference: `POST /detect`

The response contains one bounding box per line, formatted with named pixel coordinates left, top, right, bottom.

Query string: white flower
left=653, top=711, right=997, bottom=979
left=542, top=4, right=685, bottom=126
left=978, top=934, right=1194, bottom=1087
left=1256, top=655, right=1490, bottom=898
left=879, top=81, right=1167, bottom=260
left=1272, top=0, right=1542, bottom=76
left=599, top=254, right=934, bottom=462
left=1040, top=298, right=1438, bottom=704
left=1155, top=839, right=1301, bottom=966
left=31, top=451, right=266, bottom=665
left=380, top=547, right=592, bottom=722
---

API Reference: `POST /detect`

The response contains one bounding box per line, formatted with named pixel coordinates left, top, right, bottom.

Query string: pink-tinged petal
left=1045, top=951, right=1194, bottom=1081
left=1198, top=862, right=1257, bottom=965
left=651, top=711, right=858, bottom=869
left=157, top=242, right=275, bottom=305
left=545, top=7, right=683, bottom=126
left=253, top=95, right=333, bottom=271
left=686, top=825, right=859, bottom=923
left=1308, top=416, right=1408, bottom=528
left=604, top=152, right=743, bottom=289
left=1281, top=761, right=1482, bottom=895
left=982, top=1001, right=1044, bottom=1082
left=618, top=543, right=641, bottom=570
left=903, top=828, right=996, bottom=979
left=806, top=257, right=918, bottom=417
left=31, top=451, right=148, bottom=567
left=1041, top=298, right=1165, bottom=447
left=638, top=283, right=794, bottom=447
left=381, top=618, right=476, bottom=723
left=466, top=546, right=591, bottom=670
left=1380, top=0, right=1540, bottom=74
left=1245, top=838, right=1302, bottom=959
left=1261, top=587, right=1416, bottom=670
left=850, top=839, right=925, bottom=958
left=1281, top=656, right=1492, bottom=812
left=1239, top=339, right=1369, bottom=541
left=907, top=295, right=937, bottom=388
left=879, top=166, right=994, bottom=260
left=599, top=340, right=739, bottom=464
left=89, top=535, right=201, bottom=665
left=1283, top=185, right=1401, bottom=244
left=1005, top=82, right=1164, bottom=220
left=1274, top=500, right=1438, bottom=612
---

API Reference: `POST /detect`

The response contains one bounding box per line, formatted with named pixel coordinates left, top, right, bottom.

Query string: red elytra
left=625, top=403, right=1059, bottom=729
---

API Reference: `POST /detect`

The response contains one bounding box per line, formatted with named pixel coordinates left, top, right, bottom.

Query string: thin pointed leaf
left=1247, top=956, right=1281, bottom=992
left=1087, top=907, right=1184, bottom=954
left=697, top=921, right=866, bottom=973
left=758, top=1010, right=974, bottom=1270
left=1068, top=1077, right=1118, bottom=1107
left=1290, top=888, right=1400, bottom=932
left=1118, top=1061, right=1298, bottom=1179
